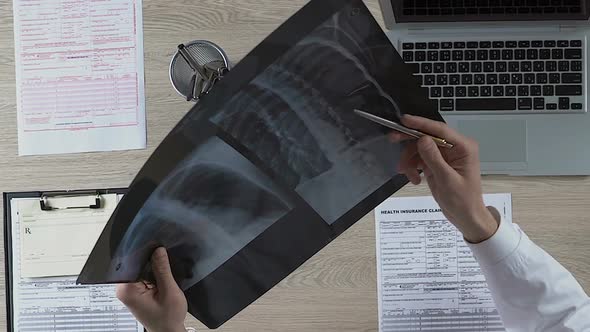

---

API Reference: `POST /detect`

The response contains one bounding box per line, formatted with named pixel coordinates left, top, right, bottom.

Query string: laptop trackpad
left=458, top=120, right=527, bottom=163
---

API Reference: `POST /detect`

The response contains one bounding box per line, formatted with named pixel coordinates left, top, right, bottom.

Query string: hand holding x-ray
left=117, top=248, right=188, bottom=332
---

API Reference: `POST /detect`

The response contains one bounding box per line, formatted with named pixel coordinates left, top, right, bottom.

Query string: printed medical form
left=10, top=197, right=142, bottom=332
left=12, top=0, right=146, bottom=155
left=19, top=195, right=118, bottom=278
left=375, top=194, right=511, bottom=332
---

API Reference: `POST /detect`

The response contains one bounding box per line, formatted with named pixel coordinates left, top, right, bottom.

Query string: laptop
left=379, top=0, right=590, bottom=175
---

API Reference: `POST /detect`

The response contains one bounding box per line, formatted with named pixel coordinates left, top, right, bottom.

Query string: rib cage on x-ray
left=109, top=137, right=295, bottom=290
left=103, top=5, right=403, bottom=292
left=77, top=0, right=442, bottom=327
left=209, top=12, right=402, bottom=223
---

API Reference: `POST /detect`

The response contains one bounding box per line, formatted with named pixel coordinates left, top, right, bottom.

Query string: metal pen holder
left=169, top=40, right=231, bottom=102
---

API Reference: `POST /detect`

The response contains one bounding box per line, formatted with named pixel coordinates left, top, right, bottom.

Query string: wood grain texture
left=0, top=0, right=588, bottom=330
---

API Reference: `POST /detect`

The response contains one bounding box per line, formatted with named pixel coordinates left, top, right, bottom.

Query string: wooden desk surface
left=0, top=0, right=589, bottom=330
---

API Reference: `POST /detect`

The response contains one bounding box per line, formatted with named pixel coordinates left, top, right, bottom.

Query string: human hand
left=394, top=114, right=499, bottom=243
left=116, top=247, right=188, bottom=332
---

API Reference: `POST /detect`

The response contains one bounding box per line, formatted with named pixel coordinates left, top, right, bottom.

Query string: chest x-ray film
left=78, top=0, right=444, bottom=328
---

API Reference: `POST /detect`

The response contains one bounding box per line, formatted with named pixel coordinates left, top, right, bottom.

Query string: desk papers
left=11, top=197, right=143, bottom=332
left=19, top=194, right=118, bottom=278
left=375, top=194, right=511, bottom=332
left=12, top=0, right=146, bottom=155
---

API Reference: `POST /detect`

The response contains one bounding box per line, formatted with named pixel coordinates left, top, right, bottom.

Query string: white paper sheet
left=375, top=194, right=512, bottom=332
left=13, top=0, right=146, bottom=156
left=19, top=195, right=118, bottom=278
left=10, top=198, right=143, bottom=332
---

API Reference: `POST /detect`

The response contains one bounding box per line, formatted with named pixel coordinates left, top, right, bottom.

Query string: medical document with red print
left=13, top=0, right=146, bottom=155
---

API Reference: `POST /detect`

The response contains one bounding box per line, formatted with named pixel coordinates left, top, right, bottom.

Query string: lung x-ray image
left=78, top=0, right=444, bottom=328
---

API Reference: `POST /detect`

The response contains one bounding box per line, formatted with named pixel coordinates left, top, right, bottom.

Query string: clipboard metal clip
left=40, top=191, right=102, bottom=211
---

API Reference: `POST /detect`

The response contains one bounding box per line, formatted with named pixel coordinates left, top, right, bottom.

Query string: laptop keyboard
left=402, top=0, right=583, bottom=16
left=401, top=39, right=585, bottom=112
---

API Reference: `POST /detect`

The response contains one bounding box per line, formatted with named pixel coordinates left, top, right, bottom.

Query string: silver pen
left=354, top=109, right=454, bottom=149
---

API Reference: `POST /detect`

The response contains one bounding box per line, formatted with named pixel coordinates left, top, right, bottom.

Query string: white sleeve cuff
left=466, top=217, right=522, bottom=267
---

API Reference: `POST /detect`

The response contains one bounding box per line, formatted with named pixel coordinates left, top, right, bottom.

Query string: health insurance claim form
left=13, top=0, right=146, bottom=155
left=375, top=194, right=511, bottom=331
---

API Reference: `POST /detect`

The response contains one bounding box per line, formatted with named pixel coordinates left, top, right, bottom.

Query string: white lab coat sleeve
left=467, top=218, right=590, bottom=332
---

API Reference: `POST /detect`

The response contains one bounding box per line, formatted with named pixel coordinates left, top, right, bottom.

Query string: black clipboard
left=3, top=188, right=128, bottom=332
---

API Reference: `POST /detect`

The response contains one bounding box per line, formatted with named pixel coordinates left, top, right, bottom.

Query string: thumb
left=116, top=282, right=146, bottom=306
left=151, top=247, right=177, bottom=293
left=416, top=136, right=453, bottom=178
